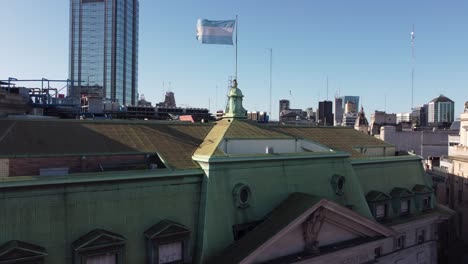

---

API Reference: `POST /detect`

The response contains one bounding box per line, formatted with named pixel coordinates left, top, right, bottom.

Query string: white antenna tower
left=411, top=24, right=415, bottom=109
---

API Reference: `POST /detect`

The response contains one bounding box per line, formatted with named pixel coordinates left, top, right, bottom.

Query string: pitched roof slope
left=0, top=119, right=212, bottom=169
left=212, top=193, right=321, bottom=264
left=224, top=119, right=292, bottom=139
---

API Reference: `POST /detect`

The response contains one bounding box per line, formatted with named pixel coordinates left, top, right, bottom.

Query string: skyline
left=1, top=0, right=467, bottom=120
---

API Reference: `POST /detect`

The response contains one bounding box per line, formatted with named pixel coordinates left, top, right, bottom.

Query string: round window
left=233, top=184, right=251, bottom=209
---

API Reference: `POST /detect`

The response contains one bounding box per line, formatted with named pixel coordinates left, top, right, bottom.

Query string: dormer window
left=423, top=196, right=431, bottom=210
left=400, top=199, right=410, bottom=215
left=366, top=191, right=391, bottom=221
left=144, top=220, right=190, bottom=264
left=375, top=204, right=387, bottom=219
left=413, top=184, right=434, bottom=211
left=390, top=187, right=414, bottom=217
left=72, top=229, right=126, bottom=264
left=0, top=240, right=48, bottom=264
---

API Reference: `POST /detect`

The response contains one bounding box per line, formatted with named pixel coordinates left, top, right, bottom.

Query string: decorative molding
left=303, top=207, right=326, bottom=254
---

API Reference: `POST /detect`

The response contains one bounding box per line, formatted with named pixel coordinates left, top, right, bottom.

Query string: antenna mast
left=268, top=48, right=273, bottom=118
left=411, top=24, right=415, bottom=109
left=326, top=75, right=329, bottom=101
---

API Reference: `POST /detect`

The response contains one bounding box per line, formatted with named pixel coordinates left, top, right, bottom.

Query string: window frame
left=144, top=220, right=190, bottom=264
left=400, top=199, right=410, bottom=216
left=375, top=203, right=387, bottom=220
left=422, top=196, right=432, bottom=210
left=394, top=234, right=406, bottom=250
left=416, top=228, right=426, bottom=244
left=72, top=229, right=126, bottom=264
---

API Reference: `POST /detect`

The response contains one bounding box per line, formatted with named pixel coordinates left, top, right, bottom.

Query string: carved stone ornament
left=303, top=207, right=326, bottom=254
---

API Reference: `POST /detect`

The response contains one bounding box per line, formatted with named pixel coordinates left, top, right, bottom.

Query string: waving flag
left=196, top=19, right=236, bottom=45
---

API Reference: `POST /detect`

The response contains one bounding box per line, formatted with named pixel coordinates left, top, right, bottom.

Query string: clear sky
left=1, top=0, right=467, bottom=120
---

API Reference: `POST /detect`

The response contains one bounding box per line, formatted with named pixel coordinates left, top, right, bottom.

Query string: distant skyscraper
left=69, top=0, right=139, bottom=105
left=411, top=104, right=428, bottom=127
left=428, top=95, right=455, bottom=126
left=318, top=101, right=333, bottom=126
left=334, top=96, right=359, bottom=126
left=334, top=97, right=343, bottom=126
left=279, top=99, right=290, bottom=111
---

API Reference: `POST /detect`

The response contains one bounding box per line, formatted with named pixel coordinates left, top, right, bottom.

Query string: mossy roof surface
left=0, top=119, right=212, bottom=169
left=224, top=119, right=292, bottom=139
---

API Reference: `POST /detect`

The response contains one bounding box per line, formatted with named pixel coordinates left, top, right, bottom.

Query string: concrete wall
left=380, top=126, right=457, bottom=159
left=221, top=139, right=330, bottom=155
left=0, top=172, right=202, bottom=263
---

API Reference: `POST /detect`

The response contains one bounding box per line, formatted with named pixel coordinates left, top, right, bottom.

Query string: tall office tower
left=334, top=97, right=343, bottom=126
left=428, top=95, right=455, bottom=126
left=69, top=0, right=139, bottom=106
left=342, top=96, right=360, bottom=111
left=411, top=104, right=428, bottom=127
left=279, top=99, right=290, bottom=111
left=318, top=101, right=333, bottom=126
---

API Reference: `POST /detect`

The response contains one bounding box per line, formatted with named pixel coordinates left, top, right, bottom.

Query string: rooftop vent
left=266, top=146, right=274, bottom=154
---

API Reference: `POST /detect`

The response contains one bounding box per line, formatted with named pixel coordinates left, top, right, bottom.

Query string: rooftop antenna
left=326, top=75, right=329, bottom=101
left=215, top=85, right=218, bottom=111
left=411, top=24, right=415, bottom=109
left=267, top=48, right=273, bottom=117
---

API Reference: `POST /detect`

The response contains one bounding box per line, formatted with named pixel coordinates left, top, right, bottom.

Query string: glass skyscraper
left=69, top=0, right=139, bottom=106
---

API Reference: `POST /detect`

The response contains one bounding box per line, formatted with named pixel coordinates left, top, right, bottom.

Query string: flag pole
left=235, top=15, right=238, bottom=82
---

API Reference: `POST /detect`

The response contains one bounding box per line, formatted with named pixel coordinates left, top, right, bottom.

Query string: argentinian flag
left=196, top=19, right=236, bottom=45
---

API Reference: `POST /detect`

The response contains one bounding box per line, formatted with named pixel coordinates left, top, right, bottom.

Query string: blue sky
left=1, top=0, right=467, bottom=120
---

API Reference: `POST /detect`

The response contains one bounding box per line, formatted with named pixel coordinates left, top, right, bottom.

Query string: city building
left=279, top=99, right=290, bottom=112
left=428, top=95, right=455, bottom=127
left=342, top=101, right=358, bottom=127
left=334, top=95, right=360, bottom=126
left=370, top=111, right=397, bottom=135
left=334, top=96, right=343, bottom=126
left=318, top=100, right=333, bottom=126
left=156, top=91, right=176, bottom=108
left=412, top=105, right=428, bottom=127
left=278, top=99, right=306, bottom=122
left=431, top=102, right=468, bottom=244
left=0, top=84, right=456, bottom=264
left=355, top=106, right=369, bottom=133
left=396, top=112, right=411, bottom=124
left=69, top=0, right=139, bottom=106
left=379, top=126, right=458, bottom=159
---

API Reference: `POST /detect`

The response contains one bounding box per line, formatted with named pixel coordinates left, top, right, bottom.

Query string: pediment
left=412, top=184, right=432, bottom=194
left=215, top=193, right=396, bottom=264
left=144, top=220, right=190, bottom=239
left=73, top=229, right=126, bottom=252
left=0, top=240, right=47, bottom=262
left=366, top=190, right=391, bottom=202
left=390, top=187, right=413, bottom=198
